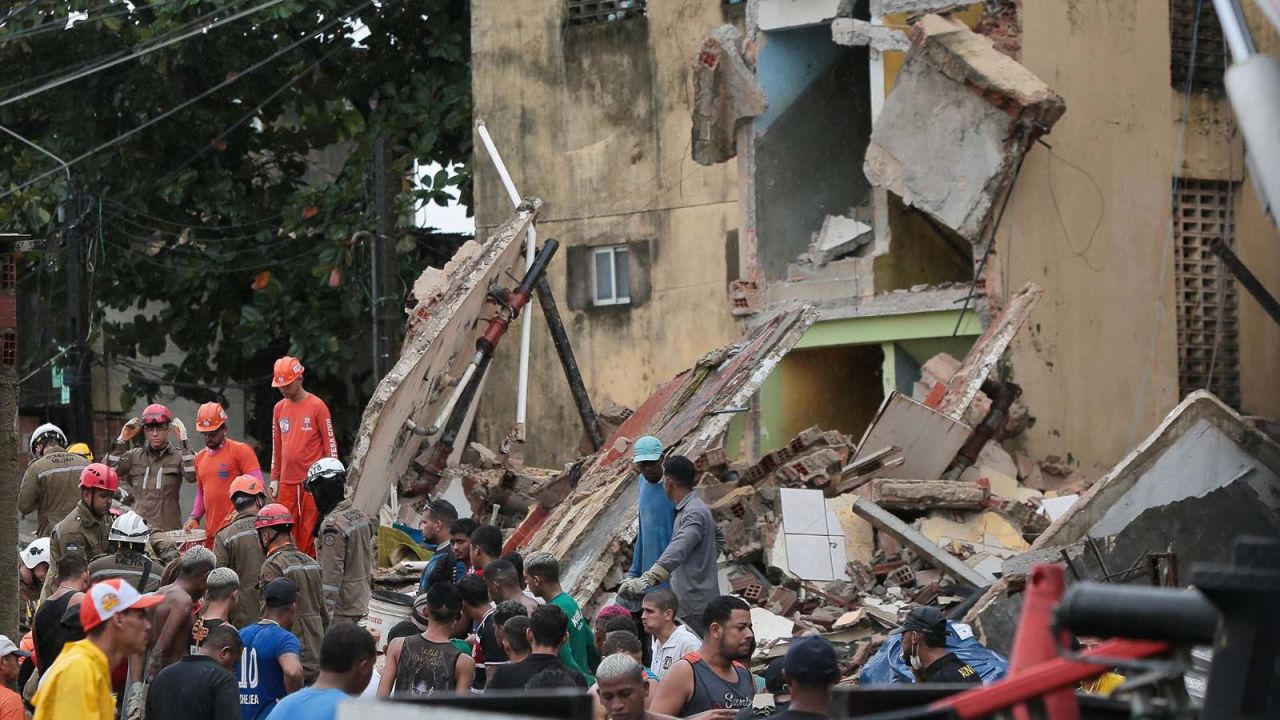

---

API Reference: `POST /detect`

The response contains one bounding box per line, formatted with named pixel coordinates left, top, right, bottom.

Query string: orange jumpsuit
left=271, top=392, right=338, bottom=556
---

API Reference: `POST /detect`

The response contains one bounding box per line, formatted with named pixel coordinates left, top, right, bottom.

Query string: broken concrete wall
left=692, top=25, right=768, bottom=166
left=863, top=13, right=1065, bottom=242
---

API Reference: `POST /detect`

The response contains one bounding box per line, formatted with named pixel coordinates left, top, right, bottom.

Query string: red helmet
left=195, top=402, right=228, bottom=432
left=228, top=475, right=266, bottom=501
left=79, top=463, right=120, bottom=492
left=254, top=503, right=294, bottom=530
left=271, top=356, right=304, bottom=388
left=141, top=403, right=172, bottom=426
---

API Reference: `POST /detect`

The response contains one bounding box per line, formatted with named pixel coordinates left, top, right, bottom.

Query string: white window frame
left=591, top=245, right=631, bottom=307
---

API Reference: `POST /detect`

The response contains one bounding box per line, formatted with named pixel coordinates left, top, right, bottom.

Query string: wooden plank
left=851, top=496, right=991, bottom=589
left=347, top=200, right=541, bottom=517
left=937, top=282, right=1043, bottom=419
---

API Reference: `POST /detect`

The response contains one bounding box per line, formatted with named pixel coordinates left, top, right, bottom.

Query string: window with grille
left=0, top=330, right=15, bottom=368
left=1, top=256, right=13, bottom=291
left=1169, top=0, right=1226, bottom=91
left=592, top=245, right=631, bottom=306
left=1174, top=179, right=1239, bottom=407
left=566, top=0, right=646, bottom=26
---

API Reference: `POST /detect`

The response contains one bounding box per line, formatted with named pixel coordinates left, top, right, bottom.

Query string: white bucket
left=366, top=590, right=413, bottom=651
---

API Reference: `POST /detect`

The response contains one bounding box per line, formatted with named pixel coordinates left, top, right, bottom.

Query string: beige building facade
left=470, top=0, right=1280, bottom=477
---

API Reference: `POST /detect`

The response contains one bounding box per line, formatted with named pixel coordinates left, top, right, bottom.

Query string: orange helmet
left=195, top=402, right=228, bottom=432
left=228, top=474, right=266, bottom=501
left=79, top=463, right=120, bottom=492
left=271, top=356, right=304, bottom=388
left=254, top=503, right=294, bottom=530
left=141, top=403, right=172, bottom=426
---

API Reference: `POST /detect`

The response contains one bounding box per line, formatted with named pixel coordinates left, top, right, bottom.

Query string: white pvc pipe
left=476, top=119, right=536, bottom=440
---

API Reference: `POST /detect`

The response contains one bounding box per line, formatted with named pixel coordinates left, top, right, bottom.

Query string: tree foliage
left=0, top=0, right=472, bottom=448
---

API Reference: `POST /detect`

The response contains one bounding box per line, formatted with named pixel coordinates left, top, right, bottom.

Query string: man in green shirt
left=523, top=551, right=599, bottom=684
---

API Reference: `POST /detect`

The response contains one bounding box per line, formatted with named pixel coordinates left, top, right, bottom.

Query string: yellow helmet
left=67, top=442, right=93, bottom=462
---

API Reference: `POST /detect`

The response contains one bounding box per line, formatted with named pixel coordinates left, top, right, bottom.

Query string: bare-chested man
left=143, top=546, right=215, bottom=681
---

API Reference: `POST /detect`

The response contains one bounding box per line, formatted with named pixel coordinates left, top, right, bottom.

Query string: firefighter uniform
left=18, top=447, right=89, bottom=537
left=317, top=499, right=375, bottom=623
left=214, top=510, right=265, bottom=628
left=88, top=549, right=163, bottom=593
left=45, top=501, right=111, bottom=596
left=260, top=543, right=329, bottom=682
left=106, top=439, right=196, bottom=531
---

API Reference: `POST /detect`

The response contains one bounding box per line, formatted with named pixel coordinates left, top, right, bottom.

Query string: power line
left=0, top=0, right=376, bottom=203
left=0, top=0, right=193, bottom=46
left=0, top=0, right=285, bottom=108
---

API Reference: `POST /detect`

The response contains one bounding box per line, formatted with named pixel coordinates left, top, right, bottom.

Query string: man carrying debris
left=899, top=607, right=980, bottom=684
left=650, top=595, right=755, bottom=717
left=19, top=423, right=88, bottom=536
left=257, top=503, right=329, bottom=682
left=270, top=355, right=338, bottom=557
left=186, top=402, right=262, bottom=540
left=213, top=475, right=268, bottom=627
left=304, top=459, right=374, bottom=624
left=642, top=589, right=701, bottom=680
left=628, top=436, right=675, bottom=588
left=621, top=455, right=723, bottom=635
left=106, top=404, right=197, bottom=532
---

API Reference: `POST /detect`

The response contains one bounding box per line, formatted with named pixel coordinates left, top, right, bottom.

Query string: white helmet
left=29, top=423, right=67, bottom=457
left=21, top=538, right=50, bottom=570
left=110, top=511, right=150, bottom=544
left=304, top=457, right=346, bottom=490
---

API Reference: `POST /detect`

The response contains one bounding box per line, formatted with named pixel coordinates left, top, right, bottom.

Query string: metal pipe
left=1211, top=236, right=1280, bottom=326
left=476, top=119, right=536, bottom=440
left=1211, top=0, right=1257, bottom=63
left=1055, top=583, right=1219, bottom=645
left=426, top=350, right=485, bottom=435
left=534, top=274, right=603, bottom=451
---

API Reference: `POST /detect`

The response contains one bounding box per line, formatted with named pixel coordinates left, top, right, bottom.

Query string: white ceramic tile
left=785, top=534, right=835, bottom=581
left=780, top=488, right=828, bottom=535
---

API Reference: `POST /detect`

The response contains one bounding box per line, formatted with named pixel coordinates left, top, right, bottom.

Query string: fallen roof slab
left=863, top=14, right=1065, bottom=241
left=525, top=306, right=817, bottom=603
left=934, top=281, right=1042, bottom=420
left=347, top=199, right=542, bottom=517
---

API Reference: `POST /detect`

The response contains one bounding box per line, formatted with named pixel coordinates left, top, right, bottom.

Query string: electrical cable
left=0, top=0, right=194, bottom=47
left=0, top=0, right=284, bottom=108
left=0, top=0, right=376, bottom=203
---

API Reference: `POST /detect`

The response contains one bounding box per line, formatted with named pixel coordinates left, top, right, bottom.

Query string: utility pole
left=371, top=137, right=399, bottom=381
left=63, top=194, right=92, bottom=443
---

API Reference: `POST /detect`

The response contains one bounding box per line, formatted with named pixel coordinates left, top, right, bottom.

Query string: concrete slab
left=692, top=25, right=768, bottom=166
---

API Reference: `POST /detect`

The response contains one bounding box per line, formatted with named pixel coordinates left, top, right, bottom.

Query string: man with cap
left=736, top=658, right=788, bottom=719
left=256, top=503, right=328, bottom=682
left=765, top=635, right=840, bottom=719
left=33, top=578, right=162, bottom=720
left=305, top=458, right=375, bottom=625
left=900, top=607, right=980, bottom=684
left=628, top=436, right=676, bottom=590
left=88, top=511, right=166, bottom=593
left=0, top=635, right=31, bottom=720
left=19, top=423, right=88, bottom=537
left=45, top=463, right=119, bottom=598
left=186, top=402, right=262, bottom=540
left=269, top=355, right=338, bottom=556
left=238, top=578, right=305, bottom=720
left=19, top=539, right=51, bottom=630
left=106, top=404, right=197, bottom=531
left=214, top=475, right=269, bottom=627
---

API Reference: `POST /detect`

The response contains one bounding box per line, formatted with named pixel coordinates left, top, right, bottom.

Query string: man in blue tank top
left=650, top=595, right=755, bottom=716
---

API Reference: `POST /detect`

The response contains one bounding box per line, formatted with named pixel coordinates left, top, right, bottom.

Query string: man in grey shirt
left=620, top=455, right=722, bottom=635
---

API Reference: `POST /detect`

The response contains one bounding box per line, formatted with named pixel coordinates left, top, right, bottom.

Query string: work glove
left=619, top=564, right=670, bottom=598
left=269, top=479, right=279, bottom=498
left=184, top=517, right=201, bottom=531
left=119, top=418, right=141, bottom=443
left=170, top=417, right=188, bottom=442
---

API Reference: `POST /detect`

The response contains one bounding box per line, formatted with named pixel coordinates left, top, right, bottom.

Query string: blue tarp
left=859, top=621, right=1009, bottom=685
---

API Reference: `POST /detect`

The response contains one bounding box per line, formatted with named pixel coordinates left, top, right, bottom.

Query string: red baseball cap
left=80, top=578, right=163, bottom=631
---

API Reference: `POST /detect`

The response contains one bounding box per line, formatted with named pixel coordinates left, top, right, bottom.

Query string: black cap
left=783, top=635, right=840, bottom=685
left=764, top=656, right=787, bottom=694
left=263, top=578, right=298, bottom=607
left=902, top=606, right=947, bottom=644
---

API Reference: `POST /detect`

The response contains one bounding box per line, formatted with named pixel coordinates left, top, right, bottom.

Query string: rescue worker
left=67, top=442, right=94, bottom=461
left=19, top=423, right=89, bottom=536
left=185, top=401, right=262, bottom=541
left=19, top=538, right=51, bottom=631
left=270, top=356, right=338, bottom=556
left=213, top=475, right=268, bottom=627
left=305, top=458, right=374, bottom=625
left=105, top=403, right=196, bottom=532
left=257, top=502, right=329, bottom=682
left=87, top=511, right=165, bottom=593
left=45, top=463, right=119, bottom=597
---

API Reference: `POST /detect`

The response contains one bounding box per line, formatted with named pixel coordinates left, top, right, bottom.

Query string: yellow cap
left=67, top=443, right=93, bottom=462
